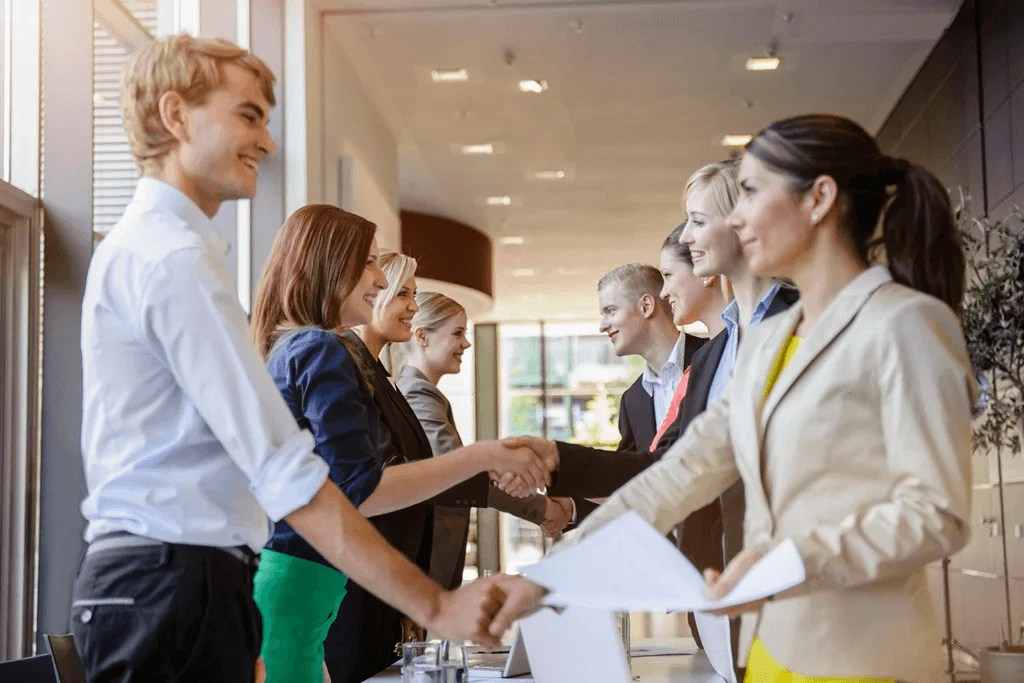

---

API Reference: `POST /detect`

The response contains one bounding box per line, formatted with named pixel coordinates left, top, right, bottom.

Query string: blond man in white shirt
left=73, top=34, right=542, bottom=683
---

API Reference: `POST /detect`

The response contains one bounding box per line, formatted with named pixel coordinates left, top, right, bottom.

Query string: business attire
left=567, top=333, right=705, bottom=524
left=324, top=333, right=435, bottom=683
left=256, top=327, right=385, bottom=682
left=398, top=366, right=547, bottom=590
left=74, top=179, right=330, bottom=683
left=567, top=267, right=975, bottom=682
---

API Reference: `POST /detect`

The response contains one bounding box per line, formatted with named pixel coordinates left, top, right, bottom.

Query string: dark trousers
left=71, top=541, right=262, bottom=683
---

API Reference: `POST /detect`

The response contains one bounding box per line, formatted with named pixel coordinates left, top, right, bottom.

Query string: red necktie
left=650, top=367, right=690, bottom=452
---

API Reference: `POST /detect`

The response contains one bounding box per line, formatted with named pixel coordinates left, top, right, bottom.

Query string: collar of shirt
left=132, top=177, right=231, bottom=259
left=641, top=332, right=685, bottom=397
left=720, top=281, right=784, bottom=338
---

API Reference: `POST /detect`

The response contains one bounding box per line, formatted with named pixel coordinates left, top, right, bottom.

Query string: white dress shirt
left=79, top=178, right=330, bottom=551
left=640, top=333, right=686, bottom=427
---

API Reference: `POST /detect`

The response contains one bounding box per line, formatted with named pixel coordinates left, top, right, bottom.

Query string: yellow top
left=745, top=336, right=895, bottom=683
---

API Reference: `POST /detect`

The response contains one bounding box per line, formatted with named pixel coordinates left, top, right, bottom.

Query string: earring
left=703, top=276, right=716, bottom=288
left=811, top=212, right=820, bottom=222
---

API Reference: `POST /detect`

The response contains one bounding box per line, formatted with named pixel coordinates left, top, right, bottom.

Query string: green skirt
left=253, top=549, right=349, bottom=683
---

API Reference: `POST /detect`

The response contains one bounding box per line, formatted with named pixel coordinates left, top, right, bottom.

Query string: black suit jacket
left=569, top=334, right=704, bottom=523
left=325, top=335, right=437, bottom=683
left=551, top=291, right=798, bottom=494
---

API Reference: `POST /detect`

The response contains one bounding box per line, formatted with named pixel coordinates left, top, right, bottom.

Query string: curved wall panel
left=400, top=210, right=494, bottom=317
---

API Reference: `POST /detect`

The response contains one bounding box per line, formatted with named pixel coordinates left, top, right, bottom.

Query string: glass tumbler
left=401, top=640, right=469, bottom=683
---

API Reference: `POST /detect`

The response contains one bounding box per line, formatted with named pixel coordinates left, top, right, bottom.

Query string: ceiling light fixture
left=486, top=196, right=513, bottom=206
left=431, top=69, right=469, bottom=83
left=461, top=143, right=494, bottom=155
left=512, top=268, right=535, bottom=277
left=721, top=134, right=752, bottom=147
left=746, top=56, right=780, bottom=71
left=533, top=170, right=565, bottom=180
left=519, top=79, right=548, bottom=93
left=500, top=236, right=525, bottom=245
left=747, top=43, right=780, bottom=72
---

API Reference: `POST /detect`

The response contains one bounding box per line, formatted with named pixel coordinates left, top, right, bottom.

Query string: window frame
left=0, top=179, right=43, bottom=661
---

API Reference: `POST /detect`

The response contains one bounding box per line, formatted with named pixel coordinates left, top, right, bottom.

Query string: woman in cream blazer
left=511, top=115, right=976, bottom=683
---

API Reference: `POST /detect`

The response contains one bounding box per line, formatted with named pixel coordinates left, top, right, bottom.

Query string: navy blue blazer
left=264, top=328, right=381, bottom=568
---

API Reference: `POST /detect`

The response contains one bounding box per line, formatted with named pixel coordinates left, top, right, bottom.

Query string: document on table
left=519, top=605, right=631, bottom=683
left=520, top=510, right=806, bottom=612
left=693, top=612, right=737, bottom=683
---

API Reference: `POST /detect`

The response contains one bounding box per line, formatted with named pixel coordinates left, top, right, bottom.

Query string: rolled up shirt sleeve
left=140, top=248, right=329, bottom=522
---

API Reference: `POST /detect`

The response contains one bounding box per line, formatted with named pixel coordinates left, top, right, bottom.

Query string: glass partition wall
left=497, top=321, right=641, bottom=575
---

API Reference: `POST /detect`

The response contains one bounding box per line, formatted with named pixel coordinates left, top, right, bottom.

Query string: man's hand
left=702, top=546, right=769, bottom=617
left=502, top=435, right=559, bottom=472
left=484, top=575, right=549, bottom=638
left=484, top=442, right=551, bottom=492
left=426, top=579, right=508, bottom=650
left=541, top=497, right=573, bottom=538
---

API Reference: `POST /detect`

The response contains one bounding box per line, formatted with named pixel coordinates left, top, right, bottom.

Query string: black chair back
left=45, top=635, right=85, bottom=683
left=0, top=654, right=57, bottom=683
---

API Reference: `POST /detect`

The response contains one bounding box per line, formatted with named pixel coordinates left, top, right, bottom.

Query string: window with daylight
left=93, top=0, right=156, bottom=238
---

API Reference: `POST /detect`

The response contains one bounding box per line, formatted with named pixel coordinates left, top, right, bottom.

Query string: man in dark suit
left=561, top=263, right=704, bottom=526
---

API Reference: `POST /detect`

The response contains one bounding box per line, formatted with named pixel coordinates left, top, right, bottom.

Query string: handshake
left=482, top=435, right=560, bottom=498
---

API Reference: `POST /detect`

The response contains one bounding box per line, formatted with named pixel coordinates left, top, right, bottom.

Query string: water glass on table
left=401, top=640, right=469, bottom=683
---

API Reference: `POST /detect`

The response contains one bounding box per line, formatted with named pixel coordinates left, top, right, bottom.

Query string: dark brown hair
left=661, top=223, right=692, bottom=266
left=746, top=114, right=965, bottom=313
left=251, top=204, right=376, bottom=356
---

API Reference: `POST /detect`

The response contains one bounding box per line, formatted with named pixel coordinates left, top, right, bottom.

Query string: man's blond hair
left=121, top=33, right=276, bottom=173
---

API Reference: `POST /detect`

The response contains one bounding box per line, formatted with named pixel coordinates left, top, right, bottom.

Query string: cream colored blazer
left=569, top=266, right=976, bottom=682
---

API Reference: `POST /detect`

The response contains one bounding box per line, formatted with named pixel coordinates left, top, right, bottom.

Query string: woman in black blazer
left=323, top=252, right=547, bottom=683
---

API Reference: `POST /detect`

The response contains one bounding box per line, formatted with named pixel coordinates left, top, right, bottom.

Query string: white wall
left=320, top=28, right=400, bottom=250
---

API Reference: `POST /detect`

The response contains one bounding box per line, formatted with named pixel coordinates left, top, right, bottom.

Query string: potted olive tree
left=957, top=194, right=1024, bottom=683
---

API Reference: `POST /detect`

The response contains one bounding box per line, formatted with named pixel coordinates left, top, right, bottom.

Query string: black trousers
left=71, top=541, right=262, bottom=683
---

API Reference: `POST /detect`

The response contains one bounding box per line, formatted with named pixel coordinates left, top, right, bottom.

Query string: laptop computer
left=466, top=627, right=530, bottom=678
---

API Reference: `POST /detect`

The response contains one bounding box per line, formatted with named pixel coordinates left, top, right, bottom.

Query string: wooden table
left=365, top=638, right=724, bottom=682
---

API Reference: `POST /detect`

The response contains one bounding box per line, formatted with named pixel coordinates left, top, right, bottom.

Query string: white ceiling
left=321, top=0, right=962, bottom=321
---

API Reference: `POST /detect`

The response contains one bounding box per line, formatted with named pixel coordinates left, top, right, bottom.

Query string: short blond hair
left=122, top=33, right=276, bottom=173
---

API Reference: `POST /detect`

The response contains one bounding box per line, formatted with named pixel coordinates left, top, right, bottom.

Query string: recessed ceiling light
left=461, top=143, right=494, bottom=155
left=532, top=170, right=565, bottom=180
left=721, top=134, right=752, bottom=147
left=500, top=236, right=525, bottom=245
left=746, top=56, right=781, bottom=71
left=486, top=196, right=512, bottom=206
left=519, top=79, right=548, bottom=94
left=512, top=268, right=535, bottom=277
left=431, top=69, right=468, bottom=83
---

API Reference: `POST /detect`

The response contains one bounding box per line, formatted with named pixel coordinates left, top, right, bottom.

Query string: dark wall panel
left=875, top=0, right=1024, bottom=660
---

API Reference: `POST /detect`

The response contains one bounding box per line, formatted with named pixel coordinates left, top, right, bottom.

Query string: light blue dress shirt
left=79, top=178, right=330, bottom=551
left=640, top=332, right=686, bottom=428
left=706, top=282, right=784, bottom=402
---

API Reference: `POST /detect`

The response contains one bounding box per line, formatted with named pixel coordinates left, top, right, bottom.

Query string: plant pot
left=980, top=645, right=1024, bottom=683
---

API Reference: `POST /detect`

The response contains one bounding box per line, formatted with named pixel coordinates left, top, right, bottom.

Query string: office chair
left=0, top=654, right=57, bottom=683
left=44, top=635, right=86, bottom=683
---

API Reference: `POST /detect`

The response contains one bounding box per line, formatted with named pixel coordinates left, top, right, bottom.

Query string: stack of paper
left=521, top=511, right=806, bottom=612
left=518, top=511, right=807, bottom=683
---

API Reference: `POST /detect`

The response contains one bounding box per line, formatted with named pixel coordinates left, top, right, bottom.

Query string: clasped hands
left=486, top=435, right=559, bottom=498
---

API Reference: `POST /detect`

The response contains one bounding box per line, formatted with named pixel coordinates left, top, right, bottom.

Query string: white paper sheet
left=519, top=605, right=631, bottom=683
left=693, top=612, right=737, bottom=683
left=521, top=511, right=806, bottom=612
